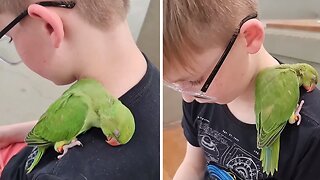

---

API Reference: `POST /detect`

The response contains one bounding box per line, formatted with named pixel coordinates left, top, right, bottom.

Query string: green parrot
left=25, top=79, right=135, bottom=173
left=255, top=63, right=318, bottom=176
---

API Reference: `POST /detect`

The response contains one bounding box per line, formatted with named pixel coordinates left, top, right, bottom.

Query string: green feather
left=26, top=146, right=48, bottom=173
left=25, top=79, right=135, bottom=173
left=255, top=63, right=318, bottom=176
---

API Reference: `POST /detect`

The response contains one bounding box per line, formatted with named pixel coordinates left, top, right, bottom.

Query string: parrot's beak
left=106, top=136, right=121, bottom=146
left=305, top=83, right=316, bottom=92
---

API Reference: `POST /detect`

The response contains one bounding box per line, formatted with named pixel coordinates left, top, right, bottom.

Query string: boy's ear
left=240, top=19, right=264, bottom=54
left=28, top=4, right=64, bottom=48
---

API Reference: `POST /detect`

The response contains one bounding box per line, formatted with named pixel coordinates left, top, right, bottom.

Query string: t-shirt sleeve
left=275, top=88, right=320, bottom=179
left=181, top=101, right=200, bottom=147
left=292, top=128, right=320, bottom=179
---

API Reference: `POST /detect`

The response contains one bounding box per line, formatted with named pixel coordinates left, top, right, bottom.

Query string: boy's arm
left=174, top=142, right=206, bottom=180
left=0, top=121, right=37, bottom=149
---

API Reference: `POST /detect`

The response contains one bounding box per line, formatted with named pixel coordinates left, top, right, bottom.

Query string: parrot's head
left=104, top=101, right=135, bottom=146
left=300, top=64, right=319, bottom=92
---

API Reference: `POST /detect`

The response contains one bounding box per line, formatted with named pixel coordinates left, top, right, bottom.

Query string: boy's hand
left=0, top=125, right=18, bottom=149
left=0, top=129, right=12, bottom=149
left=0, top=121, right=37, bottom=149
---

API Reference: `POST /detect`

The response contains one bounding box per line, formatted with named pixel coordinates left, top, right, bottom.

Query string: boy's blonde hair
left=0, top=0, right=129, bottom=28
left=164, top=0, right=257, bottom=73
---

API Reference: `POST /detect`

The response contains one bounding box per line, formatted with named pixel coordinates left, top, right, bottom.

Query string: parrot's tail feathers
left=25, top=139, right=52, bottom=146
left=26, top=146, right=47, bottom=174
left=25, top=133, right=51, bottom=146
left=260, top=138, right=280, bottom=176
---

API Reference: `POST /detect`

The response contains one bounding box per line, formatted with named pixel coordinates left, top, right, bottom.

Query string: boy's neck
left=73, top=21, right=147, bottom=98
left=227, top=46, right=279, bottom=124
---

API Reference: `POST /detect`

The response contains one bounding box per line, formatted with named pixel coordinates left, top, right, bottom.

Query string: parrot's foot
left=57, top=139, right=83, bottom=159
left=289, top=100, right=304, bottom=125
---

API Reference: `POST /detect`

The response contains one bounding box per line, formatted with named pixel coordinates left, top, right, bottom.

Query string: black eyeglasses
left=164, top=13, right=258, bottom=100
left=0, top=1, right=76, bottom=65
left=200, top=13, right=258, bottom=92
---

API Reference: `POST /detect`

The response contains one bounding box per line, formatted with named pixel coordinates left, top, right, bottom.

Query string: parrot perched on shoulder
left=255, top=63, right=318, bottom=176
left=25, top=79, right=135, bottom=173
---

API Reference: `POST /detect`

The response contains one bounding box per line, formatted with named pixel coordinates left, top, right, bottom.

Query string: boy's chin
left=196, top=97, right=233, bottom=105
left=195, top=97, right=222, bottom=104
left=51, top=78, right=77, bottom=86
left=195, top=98, right=216, bottom=104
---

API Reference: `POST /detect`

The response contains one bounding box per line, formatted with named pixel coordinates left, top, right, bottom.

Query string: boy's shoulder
left=275, top=87, right=320, bottom=179
left=2, top=127, right=160, bottom=180
left=280, top=87, right=320, bottom=154
left=0, top=57, right=160, bottom=180
left=299, top=87, right=320, bottom=126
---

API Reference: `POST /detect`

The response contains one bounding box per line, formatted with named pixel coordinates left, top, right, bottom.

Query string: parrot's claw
left=294, top=100, right=304, bottom=126
left=57, top=139, right=83, bottom=159
left=296, top=114, right=302, bottom=126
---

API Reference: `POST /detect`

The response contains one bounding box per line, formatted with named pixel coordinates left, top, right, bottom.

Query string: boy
left=164, top=0, right=320, bottom=180
left=0, top=0, right=160, bottom=179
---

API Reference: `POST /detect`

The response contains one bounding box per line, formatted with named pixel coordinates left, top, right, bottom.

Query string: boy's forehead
left=164, top=59, right=204, bottom=83
left=164, top=47, right=222, bottom=82
left=164, top=57, right=196, bottom=82
left=164, top=69, right=191, bottom=83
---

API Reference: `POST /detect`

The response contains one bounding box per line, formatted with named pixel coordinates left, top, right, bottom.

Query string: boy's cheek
left=0, top=14, right=15, bottom=29
left=207, top=81, right=238, bottom=103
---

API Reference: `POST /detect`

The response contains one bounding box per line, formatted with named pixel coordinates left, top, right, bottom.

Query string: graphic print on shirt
left=25, top=147, right=38, bottom=171
left=197, top=116, right=266, bottom=180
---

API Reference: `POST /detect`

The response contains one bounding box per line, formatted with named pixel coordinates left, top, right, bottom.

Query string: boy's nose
left=181, top=93, right=195, bottom=102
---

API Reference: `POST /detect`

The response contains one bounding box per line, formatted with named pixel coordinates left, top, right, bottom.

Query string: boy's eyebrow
left=166, top=75, right=199, bottom=83
left=171, top=78, right=186, bottom=83
left=164, top=76, right=187, bottom=83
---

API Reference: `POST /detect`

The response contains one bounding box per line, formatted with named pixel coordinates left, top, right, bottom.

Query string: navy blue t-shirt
left=1, top=58, right=160, bottom=180
left=182, top=87, right=320, bottom=180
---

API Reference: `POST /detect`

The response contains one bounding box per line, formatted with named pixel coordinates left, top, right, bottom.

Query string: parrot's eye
left=312, top=76, right=318, bottom=83
left=113, top=130, right=120, bottom=137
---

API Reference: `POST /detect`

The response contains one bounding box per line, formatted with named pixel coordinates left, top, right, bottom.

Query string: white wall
left=259, top=0, right=320, bottom=19
left=128, top=0, right=151, bottom=41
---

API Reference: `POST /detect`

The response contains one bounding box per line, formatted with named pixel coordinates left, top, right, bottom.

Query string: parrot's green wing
left=25, top=91, right=91, bottom=173
left=255, top=66, right=301, bottom=175
left=255, top=67, right=300, bottom=147
left=25, top=93, right=89, bottom=146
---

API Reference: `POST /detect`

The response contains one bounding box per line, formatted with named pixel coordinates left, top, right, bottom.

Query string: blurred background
left=164, top=1, right=320, bottom=179
left=0, top=0, right=160, bottom=125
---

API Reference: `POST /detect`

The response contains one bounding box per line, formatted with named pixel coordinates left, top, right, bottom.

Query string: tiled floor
left=163, top=122, right=186, bottom=180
